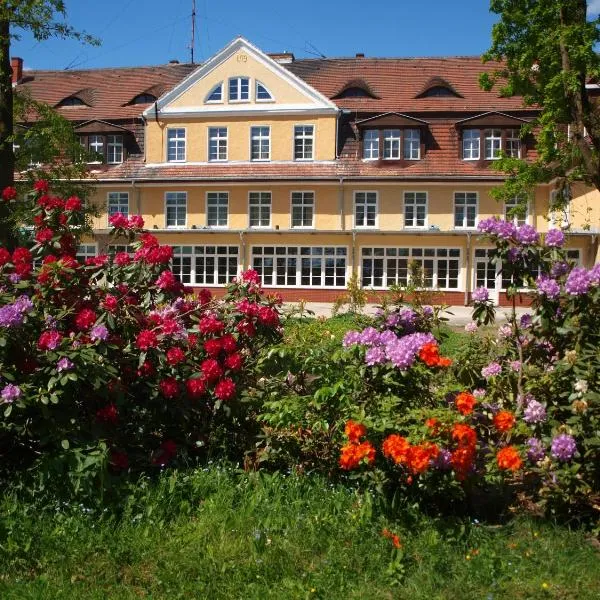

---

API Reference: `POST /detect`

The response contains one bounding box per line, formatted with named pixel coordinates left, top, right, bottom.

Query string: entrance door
left=473, top=248, right=500, bottom=304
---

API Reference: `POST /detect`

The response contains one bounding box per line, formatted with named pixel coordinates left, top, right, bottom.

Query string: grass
left=0, top=468, right=598, bottom=599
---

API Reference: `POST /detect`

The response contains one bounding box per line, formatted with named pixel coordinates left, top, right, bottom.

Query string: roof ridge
left=23, top=63, right=197, bottom=75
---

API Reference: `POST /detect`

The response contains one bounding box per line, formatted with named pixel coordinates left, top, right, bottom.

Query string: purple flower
left=519, top=314, right=532, bottom=329
left=8, top=273, right=21, bottom=284
left=358, top=327, right=381, bottom=346
left=365, top=346, right=386, bottom=366
left=551, top=434, right=577, bottom=462
left=482, top=362, right=502, bottom=378
left=550, top=261, right=569, bottom=278
left=0, top=295, right=33, bottom=328
left=398, top=308, right=418, bottom=329
left=90, top=324, right=109, bottom=342
left=386, top=313, right=401, bottom=327
left=478, top=217, right=498, bottom=234
left=507, top=247, right=521, bottom=263
left=384, top=331, right=435, bottom=370
left=1, top=384, right=21, bottom=403
left=545, top=229, right=565, bottom=248
left=526, top=438, right=545, bottom=463
left=433, top=448, right=452, bottom=470
left=523, top=399, right=547, bottom=424
left=565, top=267, right=591, bottom=296
left=473, top=388, right=486, bottom=399
left=422, top=306, right=434, bottom=317
left=536, top=276, right=560, bottom=299
left=516, top=224, right=539, bottom=245
left=342, top=331, right=361, bottom=347
left=57, top=357, right=74, bottom=372
left=472, top=287, right=489, bottom=303
left=509, top=360, right=521, bottom=372
left=465, top=321, right=478, bottom=333
left=589, top=263, right=600, bottom=285
left=496, top=220, right=517, bottom=240
left=497, top=324, right=513, bottom=338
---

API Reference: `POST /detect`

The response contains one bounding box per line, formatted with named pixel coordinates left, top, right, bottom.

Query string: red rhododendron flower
left=35, top=228, right=54, bottom=244
left=102, top=294, right=118, bottom=312
left=128, top=215, right=144, bottom=228
left=14, top=262, right=32, bottom=277
left=236, top=319, right=256, bottom=337
left=201, top=358, right=223, bottom=382
left=12, top=247, right=31, bottom=264
left=187, top=333, right=199, bottom=347
left=74, top=308, right=97, bottom=330
left=152, top=439, right=178, bottom=466
left=451, top=423, right=477, bottom=447
left=497, top=446, right=523, bottom=471
left=65, top=196, right=82, bottom=211
left=161, top=318, right=181, bottom=336
left=339, top=441, right=376, bottom=470
left=344, top=420, right=367, bottom=443
left=224, top=352, right=243, bottom=371
left=113, top=252, right=131, bottom=266
left=382, top=434, right=411, bottom=465
left=33, top=180, right=49, bottom=194
left=455, top=392, right=477, bottom=416
left=108, top=213, right=128, bottom=228
left=159, top=377, right=179, bottom=398
left=198, top=288, right=212, bottom=305
left=186, top=376, right=206, bottom=398
left=155, top=269, right=178, bottom=291
left=199, top=315, right=225, bottom=335
left=0, top=248, right=10, bottom=265
left=493, top=411, right=516, bottom=433
left=257, top=306, right=279, bottom=327
left=214, top=377, right=236, bottom=401
left=109, top=450, right=129, bottom=471
left=136, top=329, right=158, bottom=351
left=166, top=346, right=186, bottom=366
left=241, top=269, right=261, bottom=284
left=2, top=186, right=17, bottom=201
left=137, top=359, right=155, bottom=378
left=204, top=338, right=222, bottom=357
left=96, top=403, right=118, bottom=425
left=38, top=330, right=62, bottom=350
left=220, top=334, right=237, bottom=354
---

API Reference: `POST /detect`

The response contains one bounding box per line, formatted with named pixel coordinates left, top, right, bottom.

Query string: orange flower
left=438, top=356, right=453, bottom=367
left=382, top=434, right=411, bottom=465
left=419, top=342, right=441, bottom=367
left=344, top=420, right=367, bottom=443
left=425, top=417, right=440, bottom=435
left=496, top=446, right=523, bottom=471
left=382, top=528, right=402, bottom=549
left=451, top=423, right=477, bottom=448
left=493, top=410, right=516, bottom=433
left=407, top=442, right=439, bottom=474
left=455, top=392, right=477, bottom=416
left=339, top=441, right=376, bottom=470
left=451, top=445, right=476, bottom=480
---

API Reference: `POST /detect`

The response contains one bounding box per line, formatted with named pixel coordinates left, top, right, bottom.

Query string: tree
left=0, top=1, right=98, bottom=245
left=480, top=0, right=600, bottom=203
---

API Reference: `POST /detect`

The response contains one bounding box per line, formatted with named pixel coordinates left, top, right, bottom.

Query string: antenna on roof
left=190, top=0, right=196, bottom=64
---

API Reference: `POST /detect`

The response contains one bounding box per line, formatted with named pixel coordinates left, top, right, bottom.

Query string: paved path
left=282, top=302, right=530, bottom=326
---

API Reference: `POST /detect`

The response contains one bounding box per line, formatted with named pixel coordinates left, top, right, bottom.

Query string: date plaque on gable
left=236, top=53, right=248, bottom=63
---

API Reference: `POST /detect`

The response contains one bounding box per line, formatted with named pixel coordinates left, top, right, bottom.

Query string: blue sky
left=10, top=0, right=600, bottom=71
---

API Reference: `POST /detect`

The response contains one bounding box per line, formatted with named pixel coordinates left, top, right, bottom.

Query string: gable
left=146, top=37, right=338, bottom=117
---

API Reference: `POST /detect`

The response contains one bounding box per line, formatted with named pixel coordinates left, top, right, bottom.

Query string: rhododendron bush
left=0, top=183, right=281, bottom=494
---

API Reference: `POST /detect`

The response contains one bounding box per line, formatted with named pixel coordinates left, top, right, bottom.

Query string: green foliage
left=332, top=271, right=368, bottom=316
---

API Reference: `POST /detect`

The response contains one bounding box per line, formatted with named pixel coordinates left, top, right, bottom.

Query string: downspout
left=351, top=229, right=357, bottom=280
left=131, top=178, right=140, bottom=214
left=239, top=231, right=246, bottom=271
left=338, top=176, right=345, bottom=231
left=464, top=232, right=472, bottom=306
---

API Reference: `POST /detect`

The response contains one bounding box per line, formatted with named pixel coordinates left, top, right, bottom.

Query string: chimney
left=269, top=52, right=295, bottom=64
left=355, top=53, right=365, bottom=58
left=11, top=57, right=23, bottom=85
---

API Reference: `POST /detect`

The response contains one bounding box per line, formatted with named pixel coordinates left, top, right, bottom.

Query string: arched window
left=256, top=81, right=273, bottom=101
left=57, top=96, right=86, bottom=107
left=205, top=82, right=223, bottom=103
left=130, top=93, right=157, bottom=105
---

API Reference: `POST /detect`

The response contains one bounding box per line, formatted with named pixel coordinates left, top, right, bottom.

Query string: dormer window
left=416, top=77, right=463, bottom=99
left=256, top=81, right=273, bottom=101
left=130, top=93, right=157, bottom=105
left=78, top=133, right=125, bottom=164
left=206, top=82, right=223, bottom=103
left=421, top=86, right=458, bottom=97
left=229, top=77, right=249, bottom=102
left=462, top=128, right=523, bottom=160
left=332, top=79, right=379, bottom=100
left=362, top=128, right=422, bottom=160
left=58, top=96, right=86, bottom=107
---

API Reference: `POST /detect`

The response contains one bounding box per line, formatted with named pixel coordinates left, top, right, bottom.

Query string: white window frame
left=462, top=129, right=480, bottom=160
left=88, top=135, right=104, bottom=164
left=167, top=128, right=186, bottom=162
left=403, top=191, right=428, bottom=229
left=383, top=129, right=401, bottom=159
left=360, top=246, right=462, bottom=291
left=504, top=196, right=530, bottom=226
left=165, top=192, right=187, bottom=229
left=256, top=81, right=274, bottom=102
left=363, top=130, right=379, bottom=160
left=107, top=192, right=129, bottom=225
left=505, top=129, right=521, bottom=158
left=294, top=125, right=314, bottom=161
left=76, top=243, right=97, bottom=263
left=172, top=245, right=239, bottom=286
left=205, top=82, right=223, bottom=103
left=248, top=191, right=272, bottom=229
left=290, top=191, right=315, bottom=229
left=454, top=192, right=478, bottom=229
left=485, top=129, right=502, bottom=160
left=403, top=129, right=421, bottom=160
left=206, top=192, right=229, bottom=228
left=250, top=126, right=270, bottom=161
left=354, top=191, right=378, bottom=228
left=107, top=244, right=133, bottom=256
left=251, top=245, right=348, bottom=289
left=229, top=76, right=250, bottom=102
left=107, top=135, right=124, bottom=164
left=208, top=127, right=228, bottom=162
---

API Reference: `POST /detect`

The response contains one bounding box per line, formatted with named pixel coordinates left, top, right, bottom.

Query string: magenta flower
left=536, top=276, right=560, bottom=299
left=1, top=384, right=21, bottom=403
left=482, top=362, right=502, bottom=378
left=551, top=434, right=577, bottom=462
left=516, top=224, right=539, bottom=245
left=545, top=229, right=565, bottom=247
left=565, top=267, right=591, bottom=296
left=472, top=287, right=489, bottom=303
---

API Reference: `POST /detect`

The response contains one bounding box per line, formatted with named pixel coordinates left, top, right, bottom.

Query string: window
left=130, top=93, right=157, bottom=105
left=89, top=135, right=104, bottom=162
left=504, top=197, right=528, bottom=226
left=76, top=244, right=96, bottom=263
left=165, top=192, right=187, bottom=228
left=363, top=130, right=379, bottom=159
left=454, top=192, right=478, bottom=229
left=256, top=82, right=273, bottom=101
left=229, top=77, right=250, bottom=102
left=291, top=192, right=314, bottom=228
left=252, top=246, right=347, bottom=287
left=361, top=247, right=461, bottom=290
left=404, top=192, right=427, bottom=228
left=172, top=245, right=239, bottom=285
left=566, top=249, right=581, bottom=265
left=167, top=128, right=186, bottom=162
left=404, top=129, right=421, bottom=160
left=107, top=244, right=133, bottom=256
left=107, top=135, right=123, bottom=164
left=58, top=96, right=86, bottom=107
left=206, top=83, right=223, bottom=103
left=107, top=192, right=129, bottom=220
left=249, top=192, right=271, bottom=228
left=206, top=192, right=228, bottom=227
left=485, top=129, right=502, bottom=160
left=463, top=130, right=480, bottom=160
left=383, top=129, right=401, bottom=159
left=250, top=126, right=270, bottom=161
left=208, top=127, right=227, bottom=161
left=505, top=129, right=521, bottom=158
left=294, top=125, right=314, bottom=160
left=354, top=192, right=378, bottom=228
